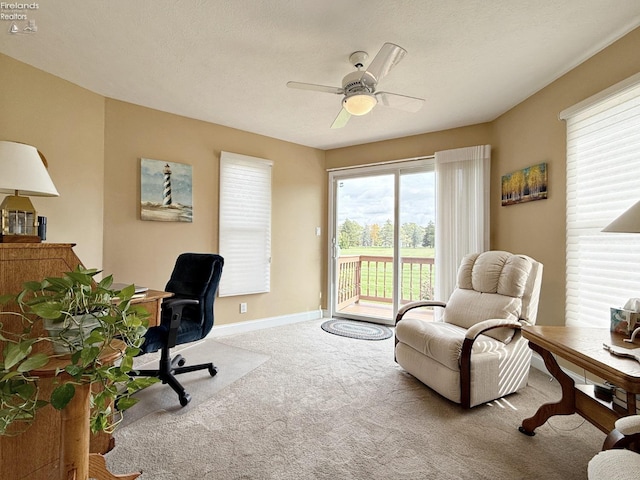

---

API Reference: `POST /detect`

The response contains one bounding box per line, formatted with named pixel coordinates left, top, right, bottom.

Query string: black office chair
left=135, top=253, right=224, bottom=406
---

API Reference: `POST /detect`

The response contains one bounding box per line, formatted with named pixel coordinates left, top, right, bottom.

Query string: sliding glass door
left=328, top=159, right=434, bottom=325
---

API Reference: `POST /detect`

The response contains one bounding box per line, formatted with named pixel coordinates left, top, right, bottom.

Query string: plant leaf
left=4, top=341, right=34, bottom=370
left=22, top=280, right=44, bottom=292
left=28, top=301, right=64, bottom=320
left=17, top=353, right=49, bottom=372
left=98, top=275, right=114, bottom=290
left=115, top=396, right=139, bottom=411
left=50, top=383, right=75, bottom=410
left=0, top=294, right=16, bottom=306
left=64, top=364, right=83, bottom=377
left=119, top=355, right=133, bottom=373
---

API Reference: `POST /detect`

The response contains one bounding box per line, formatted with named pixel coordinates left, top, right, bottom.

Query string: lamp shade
left=0, top=141, right=59, bottom=197
left=602, top=200, right=640, bottom=233
left=343, top=93, right=377, bottom=116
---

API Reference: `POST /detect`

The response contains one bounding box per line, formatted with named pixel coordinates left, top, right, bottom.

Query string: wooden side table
left=29, top=341, right=141, bottom=480
left=519, top=326, right=640, bottom=436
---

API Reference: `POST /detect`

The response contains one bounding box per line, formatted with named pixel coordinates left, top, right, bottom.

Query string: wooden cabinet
left=0, top=243, right=114, bottom=479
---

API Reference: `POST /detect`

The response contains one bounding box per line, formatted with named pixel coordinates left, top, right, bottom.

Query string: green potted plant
left=0, top=266, right=158, bottom=435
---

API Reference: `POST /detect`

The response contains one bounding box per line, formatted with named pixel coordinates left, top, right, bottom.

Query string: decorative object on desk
left=0, top=141, right=59, bottom=242
left=602, top=343, right=640, bottom=364
left=37, top=215, right=46, bottom=240
left=0, top=266, right=159, bottom=436
left=612, top=386, right=640, bottom=414
left=610, top=301, right=640, bottom=335
left=140, top=158, right=193, bottom=223
left=500, top=162, right=547, bottom=206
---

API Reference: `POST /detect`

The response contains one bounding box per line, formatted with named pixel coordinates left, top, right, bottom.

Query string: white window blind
left=219, top=152, right=272, bottom=297
left=563, top=76, right=640, bottom=327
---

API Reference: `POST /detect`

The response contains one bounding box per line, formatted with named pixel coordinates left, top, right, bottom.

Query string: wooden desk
left=130, top=289, right=173, bottom=327
left=520, top=326, right=640, bottom=436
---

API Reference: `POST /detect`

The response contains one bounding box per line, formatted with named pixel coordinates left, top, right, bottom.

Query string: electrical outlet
left=240, top=302, right=247, bottom=314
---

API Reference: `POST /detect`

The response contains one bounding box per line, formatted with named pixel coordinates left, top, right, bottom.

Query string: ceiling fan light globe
left=343, top=93, right=377, bottom=116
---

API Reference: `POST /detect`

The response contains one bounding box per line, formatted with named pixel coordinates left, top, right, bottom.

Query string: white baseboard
left=207, top=309, right=325, bottom=338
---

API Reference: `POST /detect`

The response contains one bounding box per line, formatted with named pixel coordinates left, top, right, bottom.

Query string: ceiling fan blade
left=363, top=43, right=407, bottom=84
left=286, top=81, right=344, bottom=95
left=375, top=91, right=424, bottom=113
left=330, top=107, right=351, bottom=129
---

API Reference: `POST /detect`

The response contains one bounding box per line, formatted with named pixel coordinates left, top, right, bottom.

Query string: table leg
left=519, top=342, right=577, bottom=436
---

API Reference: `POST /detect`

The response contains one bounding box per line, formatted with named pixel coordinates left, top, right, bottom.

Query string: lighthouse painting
left=140, top=158, right=193, bottom=222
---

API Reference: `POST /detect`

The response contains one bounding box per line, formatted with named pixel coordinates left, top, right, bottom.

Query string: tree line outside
left=338, top=219, right=435, bottom=250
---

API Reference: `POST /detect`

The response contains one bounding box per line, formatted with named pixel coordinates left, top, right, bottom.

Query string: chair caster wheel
left=209, top=365, right=218, bottom=377
left=176, top=355, right=186, bottom=367
left=179, top=393, right=191, bottom=407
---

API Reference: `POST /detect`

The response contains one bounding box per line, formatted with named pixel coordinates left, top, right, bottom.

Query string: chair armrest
left=163, top=298, right=199, bottom=347
left=615, top=415, right=640, bottom=436
left=163, top=297, right=199, bottom=309
left=459, top=319, right=524, bottom=408
left=603, top=414, right=640, bottom=450
left=465, top=319, right=523, bottom=341
left=395, top=300, right=446, bottom=324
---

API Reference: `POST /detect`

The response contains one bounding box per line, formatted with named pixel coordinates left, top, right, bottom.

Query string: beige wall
left=325, top=123, right=492, bottom=169
left=0, top=54, right=105, bottom=268
left=103, top=100, right=326, bottom=325
left=491, top=27, right=640, bottom=326
left=3, top=25, right=640, bottom=328
left=327, top=26, right=640, bottom=328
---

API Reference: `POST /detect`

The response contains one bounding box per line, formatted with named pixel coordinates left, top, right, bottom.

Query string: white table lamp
left=0, top=141, right=59, bottom=242
left=603, top=200, right=640, bottom=343
left=603, top=201, right=640, bottom=233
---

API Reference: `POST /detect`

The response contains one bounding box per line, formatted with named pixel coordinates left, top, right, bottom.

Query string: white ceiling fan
left=287, top=42, right=425, bottom=129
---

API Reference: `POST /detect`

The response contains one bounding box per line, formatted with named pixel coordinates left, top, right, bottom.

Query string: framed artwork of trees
left=501, top=162, right=547, bottom=206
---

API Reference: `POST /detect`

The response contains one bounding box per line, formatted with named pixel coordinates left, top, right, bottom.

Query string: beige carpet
left=106, top=319, right=604, bottom=479
left=121, top=340, right=270, bottom=426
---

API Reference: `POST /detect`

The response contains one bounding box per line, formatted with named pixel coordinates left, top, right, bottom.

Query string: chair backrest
left=443, top=251, right=543, bottom=343
left=165, top=253, right=224, bottom=338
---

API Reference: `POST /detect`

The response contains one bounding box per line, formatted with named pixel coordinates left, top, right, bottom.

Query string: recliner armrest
left=464, top=318, right=523, bottom=342
left=396, top=301, right=447, bottom=324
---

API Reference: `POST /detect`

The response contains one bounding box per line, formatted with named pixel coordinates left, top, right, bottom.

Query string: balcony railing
left=337, top=255, right=434, bottom=309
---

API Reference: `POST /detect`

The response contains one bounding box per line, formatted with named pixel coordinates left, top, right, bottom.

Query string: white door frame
left=327, top=158, right=434, bottom=324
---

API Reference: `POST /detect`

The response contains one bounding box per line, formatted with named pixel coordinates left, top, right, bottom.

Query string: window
left=219, top=151, right=272, bottom=297
left=562, top=74, right=640, bottom=327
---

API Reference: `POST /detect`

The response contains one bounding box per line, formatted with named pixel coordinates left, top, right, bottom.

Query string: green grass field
left=339, top=247, right=434, bottom=301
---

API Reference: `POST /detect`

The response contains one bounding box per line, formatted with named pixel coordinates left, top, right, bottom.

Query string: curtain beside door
left=434, top=145, right=491, bottom=302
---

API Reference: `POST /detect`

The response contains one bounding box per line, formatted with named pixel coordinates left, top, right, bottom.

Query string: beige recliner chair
left=588, top=415, right=640, bottom=480
left=395, top=250, right=543, bottom=408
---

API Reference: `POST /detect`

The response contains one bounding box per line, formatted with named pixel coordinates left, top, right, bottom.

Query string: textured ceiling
left=1, top=1, right=640, bottom=150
